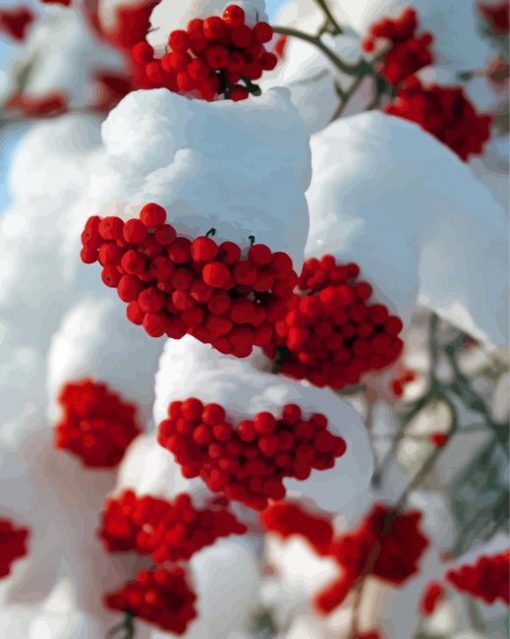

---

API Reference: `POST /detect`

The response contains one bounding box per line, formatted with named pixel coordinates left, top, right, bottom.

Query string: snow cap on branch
left=91, top=87, right=311, bottom=272
left=306, top=111, right=509, bottom=347
left=154, top=336, right=374, bottom=514
left=47, top=296, right=164, bottom=427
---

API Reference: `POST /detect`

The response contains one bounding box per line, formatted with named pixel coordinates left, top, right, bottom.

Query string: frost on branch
left=154, top=336, right=373, bottom=515
left=90, top=87, right=311, bottom=271
left=306, top=111, right=509, bottom=346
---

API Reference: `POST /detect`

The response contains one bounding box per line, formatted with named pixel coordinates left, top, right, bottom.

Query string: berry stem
left=248, top=235, right=256, bottom=246
left=107, top=612, right=136, bottom=639
left=206, top=228, right=216, bottom=237
left=272, top=25, right=361, bottom=76
left=242, top=78, right=262, bottom=96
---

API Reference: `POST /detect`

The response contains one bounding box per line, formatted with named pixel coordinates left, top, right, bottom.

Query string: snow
left=306, top=111, right=509, bottom=346
left=92, top=87, right=311, bottom=273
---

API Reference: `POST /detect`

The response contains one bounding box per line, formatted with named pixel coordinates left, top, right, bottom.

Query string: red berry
left=140, top=203, right=166, bottom=227
left=168, top=29, right=191, bottom=52
left=123, top=218, right=147, bottom=244
left=223, top=5, right=245, bottom=27
left=253, top=22, right=273, bottom=44
left=99, top=216, right=124, bottom=240
left=191, top=237, right=219, bottom=262
left=202, top=262, right=231, bottom=288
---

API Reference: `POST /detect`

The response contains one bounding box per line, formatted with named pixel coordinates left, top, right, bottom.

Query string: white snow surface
left=47, top=297, right=164, bottom=428
left=306, top=111, right=509, bottom=347
left=91, top=87, right=311, bottom=273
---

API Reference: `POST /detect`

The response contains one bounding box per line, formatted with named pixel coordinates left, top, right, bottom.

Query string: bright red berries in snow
left=261, top=501, right=334, bottom=556
left=0, top=518, right=29, bottom=578
left=315, top=504, right=428, bottom=614
left=130, top=5, right=278, bottom=100
left=158, top=399, right=347, bottom=511
left=362, top=8, right=434, bottom=86
left=420, top=581, right=445, bottom=616
left=55, top=379, right=141, bottom=468
left=265, top=255, right=404, bottom=390
left=446, top=549, right=510, bottom=605
left=0, top=7, right=34, bottom=41
left=105, top=566, right=197, bottom=634
left=385, top=76, right=492, bottom=161
left=99, top=490, right=246, bottom=562
left=80, top=205, right=298, bottom=358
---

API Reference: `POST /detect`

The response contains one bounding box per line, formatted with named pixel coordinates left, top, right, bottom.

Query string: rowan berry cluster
left=0, top=7, right=34, bottom=41
left=80, top=203, right=298, bottom=358
left=363, top=8, right=434, bottom=85
left=385, top=77, right=492, bottom=161
left=105, top=566, right=197, bottom=634
left=315, top=503, right=428, bottom=613
left=261, top=501, right=334, bottom=555
left=5, top=92, right=68, bottom=118
left=446, top=550, right=510, bottom=605
left=420, top=581, right=445, bottom=616
left=158, top=399, right=347, bottom=511
left=264, top=256, right=403, bottom=390
left=131, top=5, right=278, bottom=101
left=55, top=379, right=141, bottom=468
left=99, top=489, right=246, bottom=562
left=479, top=2, right=510, bottom=33
left=0, top=518, right=30, bottom=578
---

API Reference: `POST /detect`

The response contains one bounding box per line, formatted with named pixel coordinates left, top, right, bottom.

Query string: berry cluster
left=385, top=77, right=492, bottom=161
left=158, top=399, right=347, bottom=511
left=363, top=8, right=434, bottom=85
left=5, top=91, right=68, bottom=118
left=0, top=7, right=34, bottom=41
left=420, top=581, right=445, bottom=616
left=80, top=204, right=298, bottom=358
left=105, top=566, right=197, bottom=634
left=99, top=489, right=246, bottom=562
left=446, top=550, right=510, bottom=605
left=315, top=504, right=428, bottom=613
left=479, top=2, right=510, bottom=34
left=261, top=501, right=334, bottom=555
left=55, top=379, right=141, bottom=468
left=0, top=518, right=30, bottom=578
left=264, top=256, right=403, bottom=390
left=131, top=5, right=278, bottom=101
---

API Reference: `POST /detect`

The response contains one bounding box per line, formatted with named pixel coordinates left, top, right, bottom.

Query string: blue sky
left=0, top=0, right=285, bottom=213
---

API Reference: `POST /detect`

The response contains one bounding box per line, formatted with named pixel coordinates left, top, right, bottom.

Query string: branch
left=272, top=26, right=362, bottom=76
left=312, top=0, right=343, bottom=34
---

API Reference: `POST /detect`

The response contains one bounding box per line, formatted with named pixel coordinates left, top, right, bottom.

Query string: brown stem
left=272, top=25, right=362, bottom=76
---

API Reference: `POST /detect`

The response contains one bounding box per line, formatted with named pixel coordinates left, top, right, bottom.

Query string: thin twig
left=272, top=26, right=362, bottom=76
left=312, top=0, right=343, bottom=34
